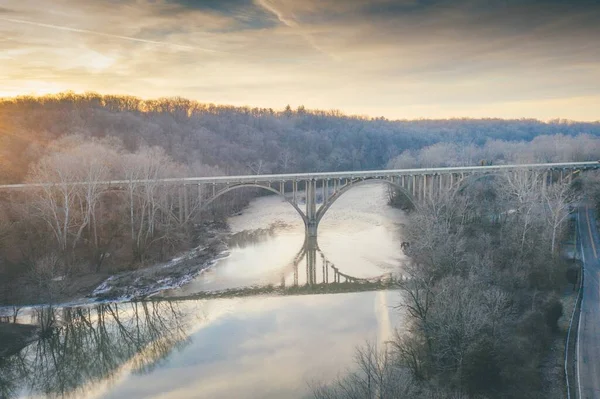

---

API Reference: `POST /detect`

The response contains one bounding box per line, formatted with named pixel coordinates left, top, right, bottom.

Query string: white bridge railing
left=0, top=161, right=598, bottom=189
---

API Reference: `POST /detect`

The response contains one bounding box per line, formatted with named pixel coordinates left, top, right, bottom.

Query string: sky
left=0, top=0, right=599, bottom=121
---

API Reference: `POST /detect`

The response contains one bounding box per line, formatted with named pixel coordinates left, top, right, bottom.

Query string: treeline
left=388, top=134, right=600, bottom=168
left=313, top=170, right=582, bottom=398
left=2, top=92, right=600, bottom=184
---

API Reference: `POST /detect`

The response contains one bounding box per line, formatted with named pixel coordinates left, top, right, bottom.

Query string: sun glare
left=0, top=82, right=67, bottom=98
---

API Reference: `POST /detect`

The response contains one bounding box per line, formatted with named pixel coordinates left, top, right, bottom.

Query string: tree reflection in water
left=0, top=300, right=196, bottom=399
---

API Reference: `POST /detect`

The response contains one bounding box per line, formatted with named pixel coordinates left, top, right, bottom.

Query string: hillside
left=1, top=92, right=600, bottom=183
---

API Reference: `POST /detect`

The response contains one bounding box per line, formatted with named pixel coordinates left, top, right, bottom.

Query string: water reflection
left=164, top=236, right=397, bottom=301
left=1, top=184, right=407, bottom=399
left=2, top=291, right=401, bottom=399
left=227, top=221, right=288, bottom=248
left=1, top=302, right=197, bottom=399
left=282, top=236, right=394, bottom=288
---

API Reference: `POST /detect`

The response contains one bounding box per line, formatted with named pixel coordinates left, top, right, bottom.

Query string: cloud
left=0, top=17, right=214, bottom=52
left=167, top=0, right=278, bottom=31
left=255, top=0, right=340, bottom=60
left=1, top=0, right=600, bottom=120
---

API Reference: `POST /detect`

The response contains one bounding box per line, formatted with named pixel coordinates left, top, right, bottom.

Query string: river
left=2, top=182, right=407, bottom=399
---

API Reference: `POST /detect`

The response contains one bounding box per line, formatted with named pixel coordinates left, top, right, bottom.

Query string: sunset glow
left=1, top=0, right=599, bottom=119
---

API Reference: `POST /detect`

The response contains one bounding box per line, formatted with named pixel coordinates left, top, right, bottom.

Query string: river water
left=4, top=183, right=407, bottom=399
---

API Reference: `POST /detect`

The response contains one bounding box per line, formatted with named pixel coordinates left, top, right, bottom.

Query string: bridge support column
left=293, top=180, right=297, bottom=203
left=178, top=186, right=184, bottom=221
left=197, top=184, right=203, bottom=210
left=429, top=174, right=433, bottom=199
left=183, top=184, right=189, bottom=220
left=306, top=179, right=318, bottom=238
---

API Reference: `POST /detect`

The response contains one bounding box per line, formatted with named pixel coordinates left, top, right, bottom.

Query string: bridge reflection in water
left=0, top=276, right=397, bottom=399
left=290, top=237, right=376, bottom=286
left=163, top=235, right=397, bottom=302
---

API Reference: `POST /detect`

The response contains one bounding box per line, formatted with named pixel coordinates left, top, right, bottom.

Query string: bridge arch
left=200, top=183, right=308, bottom=226
left=315, top=178, right=417, bottom=225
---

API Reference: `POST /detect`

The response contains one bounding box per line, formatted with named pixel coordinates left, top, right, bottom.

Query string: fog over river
left=6, top=182, right=407, bottom=399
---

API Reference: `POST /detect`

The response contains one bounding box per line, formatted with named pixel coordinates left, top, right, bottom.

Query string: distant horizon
left=2, top=0, right=599, bottom=122
left=2, top=90, right=599, bottom=124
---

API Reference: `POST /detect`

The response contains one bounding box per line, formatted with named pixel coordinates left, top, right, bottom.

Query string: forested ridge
left=1, top=92, right=599, bottom=306
left=0, top=94, right=598, bottom=397
left=2, top=92, right=600, bottom=184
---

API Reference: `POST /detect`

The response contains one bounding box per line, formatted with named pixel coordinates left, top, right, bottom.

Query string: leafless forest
left=0, top=93, right=599, bottom=305
left=1, top=93, right=599, bottom=397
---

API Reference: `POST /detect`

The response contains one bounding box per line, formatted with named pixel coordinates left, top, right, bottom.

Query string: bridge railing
left=0, top=161, right=598, bottom=189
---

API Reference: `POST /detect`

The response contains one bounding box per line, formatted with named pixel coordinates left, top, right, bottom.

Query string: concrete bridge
left=1, top=161, right=598, bottom=240
left=144, top=161, right=599, bottom=238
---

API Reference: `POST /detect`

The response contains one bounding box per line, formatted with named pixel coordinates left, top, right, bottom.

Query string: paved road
left=577, top=205, right=600, bottom=398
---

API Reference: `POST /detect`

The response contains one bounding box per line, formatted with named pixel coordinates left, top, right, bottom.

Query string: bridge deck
left=0, top=161, right=598, bottom=189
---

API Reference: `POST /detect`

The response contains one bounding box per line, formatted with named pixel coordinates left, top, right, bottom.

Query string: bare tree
left=28, top=153, right=82, bottom=256
left=122, top=146, right=183, bottom=263
left=543, top=180, right=576, bottom=254
left=310, top=341, right=419, bottom=399
left=498, top=170, right=544, bottom=251
left=26, top=138, right=122, bottom=272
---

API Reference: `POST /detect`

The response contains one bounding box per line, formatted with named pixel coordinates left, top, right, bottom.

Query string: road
left=577, top=205, right=600, bottom=398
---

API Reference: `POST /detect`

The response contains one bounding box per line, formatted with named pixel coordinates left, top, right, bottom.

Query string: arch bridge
left=1, top=161, right=598, bottom=241
left=173, top=161, right=600, bottom=239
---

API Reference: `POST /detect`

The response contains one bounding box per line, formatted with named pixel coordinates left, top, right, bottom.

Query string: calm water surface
left=5, top=183, right=407, bottom=399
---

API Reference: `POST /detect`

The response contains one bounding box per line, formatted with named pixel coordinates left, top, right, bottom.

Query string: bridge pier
left=305, top=178, right=319, bottom=238
left=306, top=222, right=318, bottom=238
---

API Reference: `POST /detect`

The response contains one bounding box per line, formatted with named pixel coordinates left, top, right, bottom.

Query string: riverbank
left=91, top=231, right=229, bottom=301
left=0, top=221, right=231, bottom=307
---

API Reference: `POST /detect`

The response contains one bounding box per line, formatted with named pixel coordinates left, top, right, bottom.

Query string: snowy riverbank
left=91, top=238, right=230, bottom=301
left=0, top=223, right=232, bottom=311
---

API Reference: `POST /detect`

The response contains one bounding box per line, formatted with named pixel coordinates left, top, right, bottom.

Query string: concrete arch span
left=200, top=183, right=308, bottom=226
left=315, top=178, right=417, bottom=225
